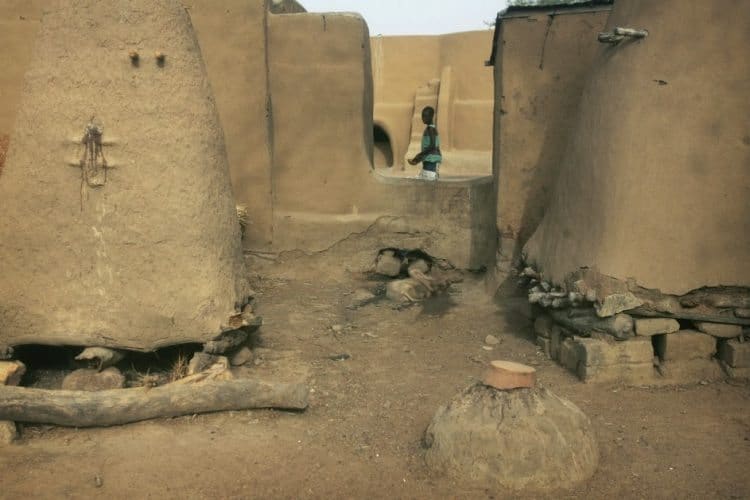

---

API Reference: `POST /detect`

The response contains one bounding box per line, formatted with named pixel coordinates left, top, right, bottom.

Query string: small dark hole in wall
left=652, top=334, right=666, bottom=362
left=373, top=124, right=393, bottom=167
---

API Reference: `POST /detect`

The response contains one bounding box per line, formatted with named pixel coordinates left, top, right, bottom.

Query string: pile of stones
left=520, top=267, right=750, bottom=384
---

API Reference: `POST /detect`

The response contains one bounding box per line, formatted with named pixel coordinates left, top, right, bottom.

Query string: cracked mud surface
left=1, top=253, right=749, bottom=499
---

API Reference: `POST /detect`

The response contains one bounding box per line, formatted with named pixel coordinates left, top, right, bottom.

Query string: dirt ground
left=1, top=249, right=749, bottom=499
left=0, top=134, right=9, bottom=175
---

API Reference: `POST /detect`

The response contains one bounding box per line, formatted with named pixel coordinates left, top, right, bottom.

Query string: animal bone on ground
left=74, top=347, right=126, bottom=371
left=387, top=270, right=457, bottom=304
left=408, top=267, right=435, bottom=293
left=387, top=278, right=431, bottom=303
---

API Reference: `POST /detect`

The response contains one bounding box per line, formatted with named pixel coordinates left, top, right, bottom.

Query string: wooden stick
left=0, top=378, right=309, bottom=427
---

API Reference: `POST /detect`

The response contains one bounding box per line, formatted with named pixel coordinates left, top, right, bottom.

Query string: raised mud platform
left=271, top=169, right=495, bottom=271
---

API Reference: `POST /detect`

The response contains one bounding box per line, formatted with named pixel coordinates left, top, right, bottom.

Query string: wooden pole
left=0, top=378, right=309, bottom=427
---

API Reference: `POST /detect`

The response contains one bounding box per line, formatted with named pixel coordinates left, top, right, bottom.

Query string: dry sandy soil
left=1, top=249, right=749, bottom=499
left=0, top=134, right=9, bottom=175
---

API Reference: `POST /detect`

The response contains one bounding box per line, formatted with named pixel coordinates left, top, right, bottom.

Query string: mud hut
left=0, top=0, right=251, bottom=352
left=523, top=0, right=750, bottom=295
left=505, top=0, right=750, bottom=382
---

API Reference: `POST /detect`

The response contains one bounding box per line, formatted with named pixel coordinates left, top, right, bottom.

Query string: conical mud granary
left=524, top=0, right=750, bottom=295
left=0, top=0, right=250, bottom=351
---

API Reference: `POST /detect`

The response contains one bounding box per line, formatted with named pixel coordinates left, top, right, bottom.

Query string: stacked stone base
left=521, top=267, right=750, bottom=385
left=534, top=313, right=748, bottom=385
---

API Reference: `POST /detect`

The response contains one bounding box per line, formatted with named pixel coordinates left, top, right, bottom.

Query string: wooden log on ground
left=0, top=378, right=309, bottom=427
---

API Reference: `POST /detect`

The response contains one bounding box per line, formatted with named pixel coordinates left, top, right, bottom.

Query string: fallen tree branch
left=0, top=378, right=309, bottom=427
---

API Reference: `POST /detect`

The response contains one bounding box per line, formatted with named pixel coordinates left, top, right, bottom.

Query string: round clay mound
left=424, top=383, right=598, bottom=491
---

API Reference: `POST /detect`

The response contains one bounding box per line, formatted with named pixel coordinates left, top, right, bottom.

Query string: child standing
left=408, top=106, right=442, bottom=180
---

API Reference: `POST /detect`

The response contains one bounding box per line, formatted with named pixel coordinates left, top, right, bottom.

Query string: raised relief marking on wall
left=68, top=118, right=116, bottom=210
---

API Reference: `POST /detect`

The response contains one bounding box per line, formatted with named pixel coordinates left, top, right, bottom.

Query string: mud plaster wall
left=492, top=7, right=611, bottom=280
left=0, top=1, right=46, bottom=146
left=266, top=12, right=379, bottom=248
left=186, top=0, right=274, bottom=246
left=0, top=3, right=380, bottom=252
left=524, top=0, right=750, bottom=295
left=438, top=31, right=494, bottom=152
left=0, top=0, right=276, bottom=245
left=371, top=31, right=494, bottom=167
left=0, top=3, right=495, bottom=269
left=0, top=0, right=249, bottom=350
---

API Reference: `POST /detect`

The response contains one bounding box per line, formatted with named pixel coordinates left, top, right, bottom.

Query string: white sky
left=300, top=1, right=508, bottom=36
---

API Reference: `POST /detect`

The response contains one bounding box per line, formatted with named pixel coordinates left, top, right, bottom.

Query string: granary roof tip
left=485, top=0, right=614, bottom=66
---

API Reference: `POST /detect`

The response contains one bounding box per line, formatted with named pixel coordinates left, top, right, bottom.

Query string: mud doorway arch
left=373, top=124, right=394, bottom=168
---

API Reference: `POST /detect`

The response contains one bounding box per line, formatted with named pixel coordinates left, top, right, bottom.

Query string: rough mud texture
left=523, top=0, right=750, bottom=295
left=0, top=134, right=8, bottom=175
left=424, top=384, right=598, bottom=491
left=492, top=6, right=611, bottom=276
left=0, top=0, right=249, bottom=351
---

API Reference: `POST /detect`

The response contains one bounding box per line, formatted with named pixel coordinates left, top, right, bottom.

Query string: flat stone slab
left=694, top=322, right=743, bottom=339
left=634, top=318, right=680, bottom=336
left=424, top=384, right=598, bottom=491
